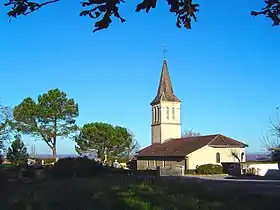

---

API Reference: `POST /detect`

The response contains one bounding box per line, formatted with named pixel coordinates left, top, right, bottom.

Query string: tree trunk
left=52, top=147, right=56, bottom=157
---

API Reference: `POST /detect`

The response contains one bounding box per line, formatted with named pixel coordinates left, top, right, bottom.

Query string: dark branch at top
left=4, top=0, right=60, bottom=19
left=251, top=0, right=280, bottom=26
left=3, top=0, right=280, bottom=32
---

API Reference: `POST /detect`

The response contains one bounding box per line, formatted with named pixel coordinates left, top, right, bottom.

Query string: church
left=136, top=55, right=248, bottom=172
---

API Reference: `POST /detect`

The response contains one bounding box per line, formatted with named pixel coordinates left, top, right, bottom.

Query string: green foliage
left=75, top=122, right=139, bottom=161
left=196, top=164, right=223, bottom=175
left=6, top=136, right=29, bottom=165
left=3, top=0, right=279, bottom=33
left=13, top=88, right=79, bottom=156
left=51, top=157, right=106, bottom=179
left=0, top=105, right=13, bottom=151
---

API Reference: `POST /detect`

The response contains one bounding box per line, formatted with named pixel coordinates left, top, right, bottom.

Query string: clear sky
left=0, top=0, right=279, bottom=155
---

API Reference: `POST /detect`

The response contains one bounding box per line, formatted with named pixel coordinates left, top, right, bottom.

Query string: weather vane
left=163, top=44, right=167, bottom=60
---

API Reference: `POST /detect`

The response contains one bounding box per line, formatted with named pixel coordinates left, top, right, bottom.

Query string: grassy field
left=1, top=172, right=280, bottom=210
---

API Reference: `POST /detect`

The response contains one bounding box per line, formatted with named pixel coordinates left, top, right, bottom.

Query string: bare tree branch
left=182, top=129, right=200, bottom=137
left=229, top=149, right=241, bottom=162
left=261, top=116, right=280, bottom=152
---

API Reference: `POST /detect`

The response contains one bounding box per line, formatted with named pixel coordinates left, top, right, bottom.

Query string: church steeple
left=150, top=59, right=181, bottom=105
left=150, top=47, right=181, bottom=144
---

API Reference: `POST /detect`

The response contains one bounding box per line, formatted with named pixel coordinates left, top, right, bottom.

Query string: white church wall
left=187, top=146, right=246, bottom=170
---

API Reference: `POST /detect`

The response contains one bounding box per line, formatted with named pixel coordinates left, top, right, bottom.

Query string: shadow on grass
left=1, top=174, right=280, bottom=210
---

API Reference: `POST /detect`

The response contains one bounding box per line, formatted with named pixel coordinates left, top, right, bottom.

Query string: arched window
left=216, top=152, right=221, bottom=163
left=241, top=152, right=245, bottom=162
left=172, top=107, right=175, bottom=120
left=153, top=107, right=156, bottom=123
left=166, top=107, right=169, bottom=120
left=156, top=106, right=159, bottom=122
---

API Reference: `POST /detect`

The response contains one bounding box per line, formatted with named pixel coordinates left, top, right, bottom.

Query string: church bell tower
left=150, top=47, right=181, bottom=144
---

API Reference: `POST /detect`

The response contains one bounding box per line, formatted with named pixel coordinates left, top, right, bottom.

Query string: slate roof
left=137, top=134, right=248, bottom=157
left=150, top=59, right=181, bottom=105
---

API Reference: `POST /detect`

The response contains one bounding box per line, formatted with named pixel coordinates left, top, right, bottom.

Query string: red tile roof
left=137, top=134, right=248, bottom=157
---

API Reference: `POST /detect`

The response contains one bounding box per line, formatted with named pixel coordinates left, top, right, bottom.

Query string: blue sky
left=0, top=0, right=279, bottom=154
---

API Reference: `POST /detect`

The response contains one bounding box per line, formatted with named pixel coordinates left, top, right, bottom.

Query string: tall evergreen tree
left=7, top=136, right=29, bottom=165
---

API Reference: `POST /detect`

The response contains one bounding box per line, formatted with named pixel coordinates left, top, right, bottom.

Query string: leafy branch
left=3, top=0, right=280, bottom=32
left=251, top=0, right=280, bottom=27
left=80, top=0, right=126, bottom=32
left=4, top=0, right=60, bottom=20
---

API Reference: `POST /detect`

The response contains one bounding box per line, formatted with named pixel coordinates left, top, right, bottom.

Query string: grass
left=1, top=171, right=280, bottom=210
left=0, top=164, right=17, bottom=169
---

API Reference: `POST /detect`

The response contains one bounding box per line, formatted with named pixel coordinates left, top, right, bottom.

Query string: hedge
left=196, top=164, right=224, bottom=175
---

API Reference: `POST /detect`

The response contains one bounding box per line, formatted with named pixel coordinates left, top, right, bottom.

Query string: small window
left=158, top=106, right=161, bottom=122
left=172, top=107, right=175, bottom=120
left=166, top=107, right=169, bottom=120
left=216, top=152, right=221, bottom=163
left=156, top=107, right=159, bottom=123
left=241, top=152, right=245, bottom=162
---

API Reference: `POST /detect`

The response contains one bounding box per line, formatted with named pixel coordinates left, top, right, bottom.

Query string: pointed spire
left=150, top=59, right=181, bottom=105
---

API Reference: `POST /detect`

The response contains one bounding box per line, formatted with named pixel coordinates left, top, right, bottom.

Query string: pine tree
left=7, top=136, right=29, bottom=165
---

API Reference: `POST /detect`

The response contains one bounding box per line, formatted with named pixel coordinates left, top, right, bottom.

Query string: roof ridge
left=207, top=134, right=220, bottom=145
left=218, top=134, right=229, bottom=145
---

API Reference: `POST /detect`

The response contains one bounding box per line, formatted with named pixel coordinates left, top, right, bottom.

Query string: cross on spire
left=163, top=44, right=167, bottom=60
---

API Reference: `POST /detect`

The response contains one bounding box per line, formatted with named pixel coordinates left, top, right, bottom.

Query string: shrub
left=51, top=157, right=106, bottom=179
left=196, top=164, right=224, bottom=175
left=245, top=167, right=260, bottom=176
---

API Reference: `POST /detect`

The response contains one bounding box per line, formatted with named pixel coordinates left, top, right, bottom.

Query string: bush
left=51, top=157, right=106, bottom=179
left=196, top=164, right=224, bottom=175
left=0, top=155, right=3, bottom=164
